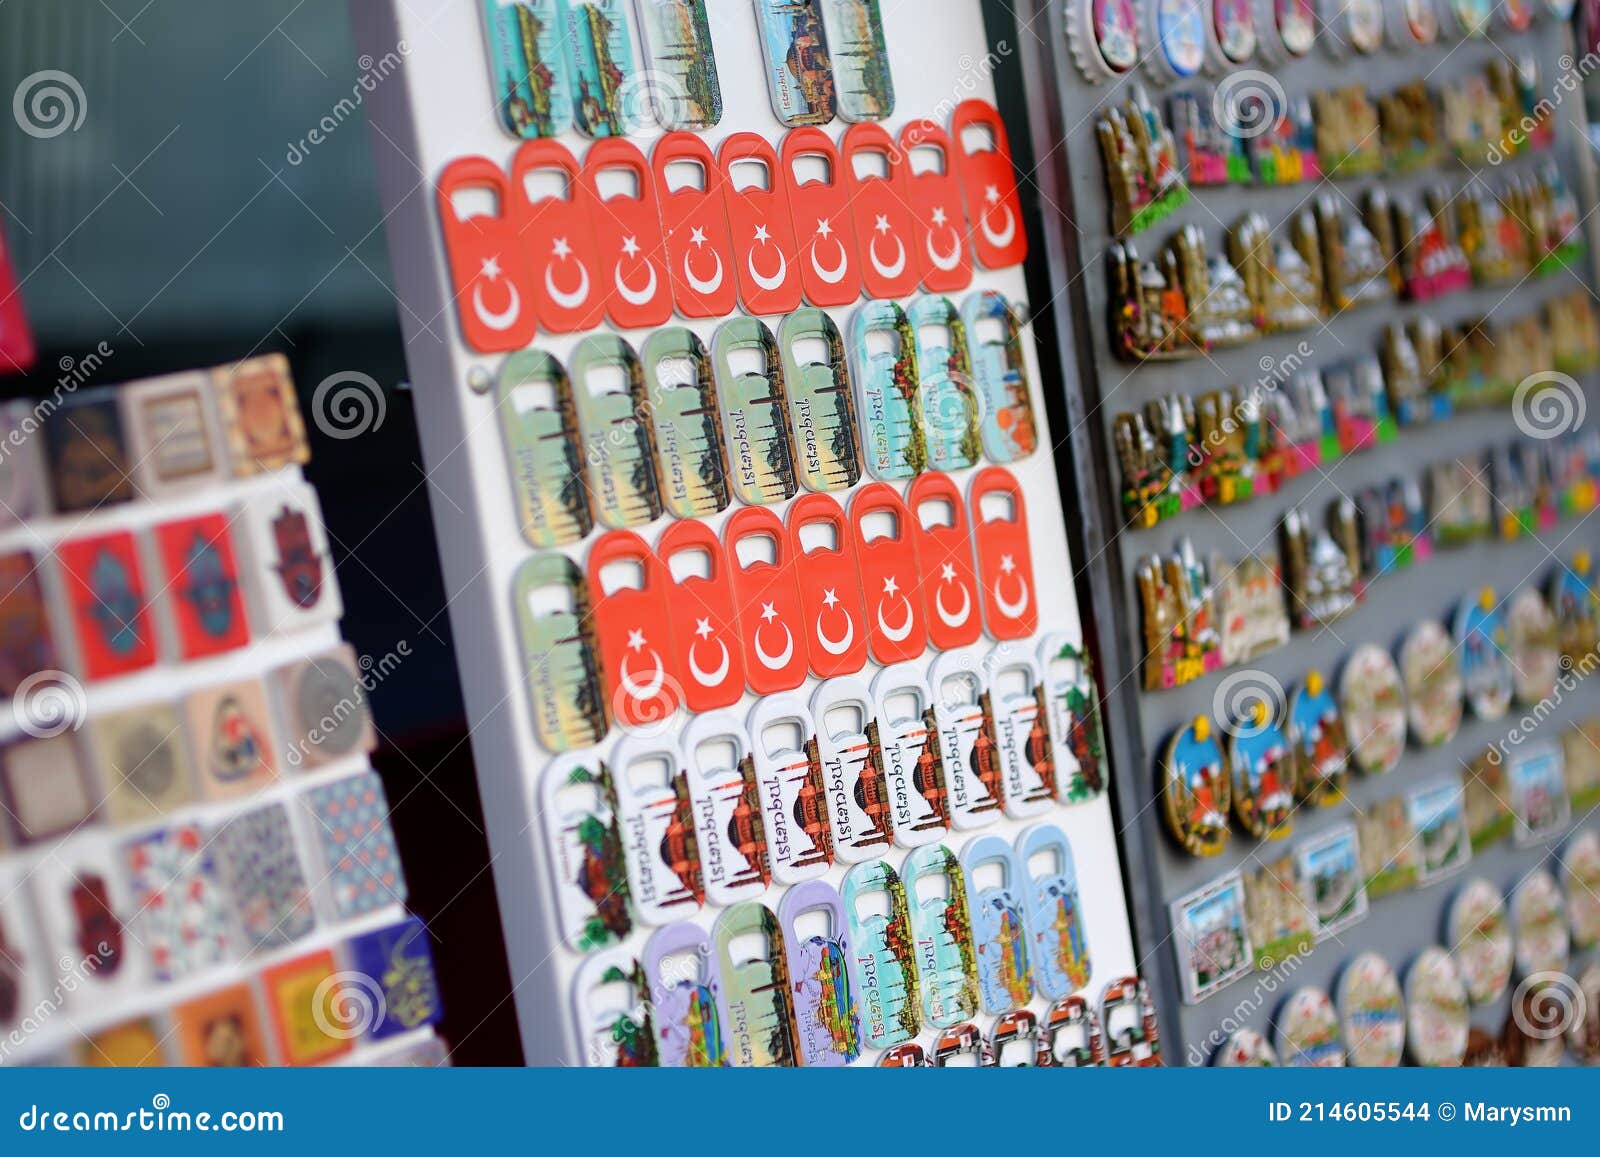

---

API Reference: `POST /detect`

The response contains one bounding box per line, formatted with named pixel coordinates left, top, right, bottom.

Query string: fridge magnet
left=1171, top=88, right=1248, bottom=187
left=984, top=651, right=1055, bottom=817
left=559, top=0, right=639, bottom=138
left=1161, top=715, right=1230, bottom=856
left=0, top=401, right=48, bottom=525
left=56, top=530, right=158, bottom=680
left=870, top=664, right=948, bottom=846
left=643, top=922, right=724, bottom=1068
left=587, top=530, right=683, bottom=727
left=819, top=0, right=891, bottom=121
left=1446, top=878, right=1513, bottom=1004
left=42, top=387, right=134, bottom=513
left=931, top=1021, right=985, bottom=1066
left=1042, top=994, right=1106, bottom=1066
left=0, top=862, right=47, bottom=1039
left=539, top=754, right=630, bottom=951
left=1454, top=587, right=1513, bottom=720
left=682, top=714, right=768, bottom=907
left=724, top=508, right=808, bottom=696
left=1389, top=0, right=1440, bottom=44
left=1564, top=828, right=1600, bottom=949
left=1274, top=987, right=1344, bottom=1066
left=1405, top=947, right=1469, bottom=1066
left=1216, top=1028, right=1277, bottom=1065
left=1462, top=748, right=1513, bottom=851
left=1101, top=974, right=1162, bottom=1066
left=263, top=950, right=351, bottom=1066
left=78, top=1018, right=168, bottom=1067
left=642, top=333, right=730, bottom=524
left=1447, top=0, right=1492, bottom=34
left=1570, top=963, right=1600, bottom=1062
left=570, top=335, right=662, bottom=525
left=1281, top=503, right=1361, bottom=628
left=1299, top=821, right=1368, bottom=937
left=1511, top=869, right=1570, bottom=977
left=1357, top=797, right=1419, bottom=899
left=611, top=734, right=704, bottom=922
left=848, top=302, right=924, bottom=481
left=849, top=485, right=926, bottom=669
left=1254, top=0, right=1316, bottom=60
left=1097, top=87, right=1187, bottom=236
left=1563, top=719, right=1600, bottom=810
left=235, top=481, right=344, bottom=634
left=748, top=695, right=832, bottom=883
left=1, top=736, right=95, bottom=844
left=841, top=859, right=919, bottom=1050
left=1230, top=212, right=1320, bottom=331
left=927, top=653, right=1003, bottom=830
left=1068, top=0, right=1142, bottom=80
left=1399, top=621, right=1463, bottom=747
left=898, top=120, right=973, bottom=294
left=1504, top=977, right=1569, bottom=1067
left=480, top=0, right=566, bottom=139
left=902, top=843, right=979, bottom=1029
left=173, top=983, right=271, bottom=1066
left=1335, top=952, right=1404, bottom=1067
left=1205, top=0, right=1259, bottom=66
left=755, top=0, right=834, bottom=126
left=185, top=679, right=279, bottom=802
left=1170, top=871, right=1253, bottom=1003
left=988, top=1009, right=1043, bottom=1066
left=1339, top=644, right=1406, bottom=775
left=1507, top=741, right=1569, bottom=846
left=1142, top=0, right=1209, bottom=81
left=1507, top=587, right=1560, bottom=705
left=1018, top=823, right=1092, bottom=998
left=1227, top=699, right=1295, bottom=840
left=778, top=880, right=860, bottom=1066
left=124, top=823, right=232, bottom=982
left=878, top=1043, right=928, bottom=1067
left=1108, top=238, right=1194, bottom=360
left=274, top=643, right=378, bottom=770
left=1243, top=852, right=1314, bottom=968
left=1550, top=549, right=1599, bottom=664
left=571, top=948, right=656, bottom=1067
left=633, top=0, right=720, bottom=130
left=30, top=835, right=144, bottom=1005
left=347, top=918, right=444, bottom=1041
left=713, top=320, right=798, bottom=505
left=779, top=311, right=860, bottom=490
left=962, top=293, right=1037, bottom=462
left=1462, top=1027, right=1507, bottom=1066
left=121, top=370, right=225, bottom=497
left=712, top=902, right=794, bottom=1067
left=1039, top=633, right=1107, bottom=803
left=88, top=705, right=195, bottom=825
left=512, top=554, right=607, bottom=752
left=212, top=355, right=309, bottom=476
left=215, top=801, right=316, bottom=951
left=153, top=512, right=251, bottom=659
left=301, top=767, right=408, bottom=922
left=1406, top=776, right=1471, bottom=884
left=1311, top=91, right=1383, bottom=181
left=910, top=298, right=979, bottom=473
left=1288, top=671, right=1348, bottom=808
left=0, top=550, right=57, bottom=697
left=961, top=835, right=1032, bottom=1013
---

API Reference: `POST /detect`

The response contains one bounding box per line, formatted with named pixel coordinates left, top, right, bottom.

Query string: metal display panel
left=353, top=0, right=1139, bottom=1065
left=1016, top=0, right=1600, bottom=1063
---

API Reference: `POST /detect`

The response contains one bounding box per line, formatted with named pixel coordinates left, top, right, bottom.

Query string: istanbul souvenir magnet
left=754, top=0, right=834, bottom=126
left=611, top=734, right=703, bottom=929
left=642, top=329, right=729, bottom=520
left=512, top=553, right=607, bottom=752
left=781, top=129, right=863, bottom=309
left=1043, top=994, right=1106, bottom=1066
left=1299, top=821, right=1369, bottom=936
left=1216, top=1028, right=1277, bottom=1066
left=657, top=522, right=743, bottom=713
left=1455, top=588, right=1513, bottom=721
left=632, top=0, right=720, bottom=130
left=985, top=651, right=1058, bottom=819
left=300, top=767, right=406, bottom=923
left=559, top=0, right=638, bottom=137
left=929, top=650, right=1004, bottom=830
left=910, top=471, right=982, bottom=649
left=1099, top=86, right=1188, bottom=235
left=43, top=386, right=134, bottom=513
left=721, top=133, right=804, bottom=315
left=1512, top=869, right=1570, bottom=976
left=779, top=310, right=860, bottom=490
left=643, top=922, right=724, bottom=1068
left=1039, top=632, right=1107, bottom=804
left=1389, top=0, right=1441, bottom=41
left=810, top=677, right=892, bottom=862
left=1143, top=0, right=1208, bottom=80
left=899, top=119, right=973, bottom=293
left=879, top=1043, right=929, bottom=1066
left=908, top=304, right=979, bottom=479
left=970, top=466, right=1038, bottom=640
left=581, top=138, right=673, bottom=330
left=818, top=0, right=891, bottom=121
left=1344, top=0, right=1386, bottom=51
left=153, top=512, right=251, bottom=659
left=1566, top=829, right=1600, bottom=949
left=1288, top=671, right=1348, bottom=808
left=572, top=948, right=657, bottom=1067
left=682, top=712, right=768, bottom=907
left=1447, top=878, right=1513, bottom=1004
left=1335, top=952, right=1404, bottom=1067
left=787, top=493, right=867, bottom=677
left=79, top=1020, right=168, bottom=1067
left=1339, top=644, right=1406, bottom=775
left=1501, top=0, right=1537, bottom=29
left=1253, top=0, right=1316, bottom=59
left=931, top=1021, right=986, bottom=1066
left=1275, top=987, right=1344, bottom=1066
left=120, top=370, right=225, bottom=498
left=901, top=842, right=979, bottom=1028
left=539, top=754, right=630, bottom=952
left=495, top=353, right=591, bottom=544
left=960, top=835, right=1033, bottom=1013
left=962, top=292, right=1037, bottom=463
left=1068, top=0, right=1143, bottom=80
left=1407, top=776, right=1471, bottom=883
left=0, top=549, right=59, bottom=697
left=1571, top=963, right=1600, bottom=1063
left=713, top=901, right=794, bottom=1067
left=1243, top=852, right=1313, bottom=967
left=870, top=663, right=949, bottom=846
left=0, top=736, right=95, bottom=845
left=1446, top=0, right=1492, bottom=35
left=273, top=643, right=377, bottom=769
left=1227, top=700, right=1295, bottom=840
left=570, top=334, right=663, bottom=528
left=652, top=132, right=738, bottom=318
left=1507, top=741, right=1569, bottom=846
left=724, top=507, right=808, bottom=694
left=840, top=123, right=920, bottom=300
left=510, top=140, right=603, bottom=334
left=185, top=679, right=279, bottom=802
left=1405, top=947, right=1468, bottom=1066
left=436, top=157, right=537, bottom=353
left=587, top=530, right=682, bottom=730
left=1018, top=824, right=1091, bottom=999
left=713, top=318, right=798, bottom=506
left=1102, top=974, right=1162, bottom=1066
left=234, top=481, right=343, bottom=635
left=1171, top=872, right=1253, bottom=1004
left=480, top=0, right=566, bottom=140
left=849, top=302, right=923, bottom=481
left=57, top=530, right=157, bottom=681
left=779, top=880, right=860, bottom=1066
left=124, top=823, right=232, bottom=983
left=850, top=483, right=926, bottom=666
left=1399, top=622, right=1463, bottom=747
left=749, top=694, right=833, bottom=883
left=262, top=950, right=349, bottom=1066
left=1161, top=715, right=1230, bottom=856
left=951, top=100, right=1028, bottom=270
left=842, top=859, right=920, bottom=1049
left=211, top=355, right=308, bottom=476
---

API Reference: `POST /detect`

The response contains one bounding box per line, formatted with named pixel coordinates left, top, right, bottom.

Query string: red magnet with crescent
left=658, top=520, right=745, bottom=713
left=586, top=530, right=682, bottom=729
left=787, top=492, right=869, bottom=679
left=951, top=100, right=1028, bottom=270
left=970, top=466, right=1039, bottom=640
left=899, top=119, right=973, bottom=294
left=851, top=483, right=928, bottom=665
left=841, top=123, right=921, bottom=301
left=781, top=127, right=862, bottom=308
left=652, top=132, right=739, bottom=320
left=436, top=156, right=537, bottom=353
left=581, top=138, right=672, bottom=330
left=719, top=132, right=803, bottom=316
left=909, top=471, right=983, bottom=651
left=724, top=506, right=809, bottom=695
left=512, top=139, right=604, bottom=334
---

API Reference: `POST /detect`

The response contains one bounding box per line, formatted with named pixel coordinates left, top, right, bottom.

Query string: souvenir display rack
left=1016, top=0, right=1600, bottom=1062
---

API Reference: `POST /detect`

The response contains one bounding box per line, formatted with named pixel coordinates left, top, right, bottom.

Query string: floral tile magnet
left=215, top=801, right=315, bottom=950
left=124, top=823, right=233, bottom=982
left=300, top=768, right=407, bottom=920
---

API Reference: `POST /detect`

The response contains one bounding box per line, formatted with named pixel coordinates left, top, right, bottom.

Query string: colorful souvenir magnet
left=983, top=1008, right=1040, bottom=1066
left=643, top=922, right=724, bottom=1067
left=779, top=880, right=860, bottom=1066
left=1550, top=550, right=1598, bottom=666
left=951, top=100, right=1027, bottom=270
left=909, top=471, right=983, bottom=650
left=653, top=132, right=739, bottom=318
left=0, top=400, right=48, bottom=525
left=754, top=0, right=834, bottom=126
left=1170, top=871, right=1252, bottom=1004
left=632, top=0, right=720, bottom=130
left=683, top=711, right=769, bottom=906
left=788, top=492, right=868, bottom=677
left=1565, top=829, right=1600, bottom=949
left=346, top=918, right=444, bottom=1041
left=185, top=679, right=279, bottom=802
left=572, top=948, right=657, bottom=1067
left=540, top=754, right=630, bottom=952
left=1407, top=776, right=1470, bottom=883
left=1405, top=948, right=1468, bottom=1066
left=511, top=140, right=603, bottom=332
left=782, top=128, right=862, bottom=308
left=1388, top=0, right=1440, bottom=43
left=235, top=481, right=343, bottom=637
left=85, top=704, right=194, bottom=826
left=1299, top=821, right=1368, bottom=936
left=214, top=801, right=315, bottom=951
left=1254, top=0, right=1316, bottom=59
left=1339, top=644, right=1406, bottom=775
left=878, top=1043, right=929, bottom=1066
left=582, top=138, right=672, bottom=330
left=962, top=291, right=1037, bottom=462
left=971, top=466, right=1038, bottom=640
left=929, top=650, right=1004, bottom=829
left=1039, top=632, right=1108, bottom=804
left=1512, top=869, right=1570, bottom=976
left=0, top=550, right=59, bottom=698
left=1216, top=1028, right=1277, bottom=1066
left=749, top=693, right=833, bottom=883
left=1570, top=963, right=1600, bottom=1062
left=724, top=506, right=808, bottom=694
left=870, top=664, right=949, bottom=846
left=29, top=834, right=145, bottom=1007
left=611, top=732, right=702, bottom=924
left=1344, top=0, right=1387, bottom=50
left=899, top=119, right=973, bottom=293
left=985, top=651, right=1056, bottom=817
left=1507, top=588, right=1560, bottom=705
left=1399, top=621, right=1463, bottom=747
left=851, top=483, right=927, bottom=666
left=842, top=859, right=919, bottom=1050
left=1454, top=588, right=1512, bottom=721
left=212, top=355, right=309, bottom=477
left=901, top=843, right=979, bottom=1028
left=841, top=123, right=920, bottom=300
left=1227, top=700, right=1295, bottom=840
left=121, top=370, right=225, bottom=498
left=299, top=768, right=406, bottom=923
left=480, top=0, right=566, bottom=140
left=713, top=901, right=794, bottom=1067
left=927, top=1021, right=984, bottom=1066
left=172, top=982, right=271, bottom=1067
left=1446, top=878, right=1512, bottom=1004
left=1447, top=0, right=1491, bottom=34
left=1144, top=0, right=1208, bottom=79
left=1507, top=741, right=1569, bottom=847
left=588, top=530, right=681, bottom=729
left=960, top=835, right=1032, bottom=1013
left=1275, top=987, right=1344, bottom=1066
left=1335, top=952, right=1404, bottom=1067
left=639, top=330, right=727, bottom=521
left=570, top=334, right=662, bottom=528
left=810, top=677, right=892, bottom=862
left=512, top=553, right=608, bottom=752
left=436, top=157, right=537, bottom=352
left=713, top=317, right=798, bottom=505
left=658, top=521, right=743, bottom=713
left=818, top=0, right=892, bottom=121
left=43, top=386, right=134, bottom=513
left=1043, top=995, right=1106, bottom=1066
left=0, top=861, right=47, bottom=1036
left=1288, top=671, right=1348, bottom=808
left=1161, top=715, right=1230, bottom=857
left=1068, top=0, right=1142, bottom=80
left=1206, top=0, right=1259, bottom=66
left=779, top=309, right=860, bottom=490
left=153, top=513, right=251, bottom=660
left=1101, top=974, right=1162, bottom=1065
left=57, top=530, right=157, bottom=680
left=260, top=950, right=349, bottom=1066
left=1243, top=853, right=1313, bottom=967
left=721, top=132, right=804, bottom=315
left=909, top=297, right=979, bottom=472
left=848, top=301, right=924, bottom=481
left=1564, top=720, right=1600, bottom=812
left=123, top=822, right=231, bottom=983
left=561, top=0, right=639, bottom=137
left=1357, top=797, right=1419, bottom=900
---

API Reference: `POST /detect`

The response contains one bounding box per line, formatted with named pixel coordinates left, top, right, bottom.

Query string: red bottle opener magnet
left=841, top=123, right=921, bottom=302
left=787, top=493, right=868, bottom=678
left=587, top=530, right=682, bottom=729
left=950, top=100, right=1028, bottom=270
left=909, top=471, right=982, bottom=651
left=653, top=132, right=739, bottom=320
left=512, top=139, right=604, bottom=333
left=724, top=507, right=808, bottom=695
left=851, top=483, right=927, bottom=665
left=719, top=133, right=802, bottom=316
left=436, top=157, right=537, bottom=352
left=781, top=128, right=861, bottom=308
left=899, top=120, right=973, bottom=294
left=581, top=139, right=672, bottom=330
left=658, top=520, right=745, bottom=714
left=970, top=466, right=1038, bottom=640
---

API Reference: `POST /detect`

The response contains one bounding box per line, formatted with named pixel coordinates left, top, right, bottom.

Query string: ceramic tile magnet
left=87, top=704, right=195, bottom=826
left=753, top=0, right=835, bottom=127
left=971, top=466, right=1039, bottom=640
left=274, top=643, right=378, bottom=771
left=1507, top=741, right=1569, bottom=847
left=682, top=711, right=769, bottom=907
left=929, top=650, right=1004, bottom=830
left=870, top=664, right=949, bottom=847
left=1170, top=871, right=1252, bottom=1004
left=1161, top=715, right=1230, bottom=857
left=262, top=949, right=352, bottom=1066
left=1446, top=878, right=1513, bottom=1005
left=346, top=917, right=444, bottom=1041
left=985, top=649, right=1056, bottom=818
left=1039, top=632, right=1108, bottom=804
left=538, top=753, right=631, bottom=952
left=215, top=800, right=316, bottom=951
left=301, top=766, right=408, bottom=922
left=1300, top=821, right=1369, bottom=937
left=1405, top=948, right=1468, bottom=1066
left=152, top=512, right=251, bottom=660
left=642, top=331, right=730, bottom=524
left=748, top=693, right=833, bottom=884
left=234, top=480, right=344, bottom=636
left=713, top=901, right=794, bottom=1067
left=123, top=822, right=232, bottom=982
left=173, top=983, right=272, bottom=1066
left=909, top=471, right=983, bottom=651
left=119, top=370, right=226, bottom=498
left=1042, top=994, right=1106, bottom=1066
left=212, top=355, right=309, bottom=477
left=42, top=385, right=135, bottom=513
left=841, top=859, right=919, bottom=1050
left=512, top=554, right=608, bottom=753
left=810, top=677, right=892, bottom=863
left=30, top=832, right=146, bottom=1007
left=643, top=921, right=725, bottom=1068
left=1339, top=643, right=1406, bottom=775
left=55, top=529, right=158, bottom=680
left=1274, top=986, right=1344, bottom=1066
left=0, top=548, right=57, bottom=698
left=779, top=880, right=860, bottom=1066
left=1, top=735, right=96, bottom=845
left=0, top=861, right=48, bottom=1041
left=901, top=843, right=978, bottom=1029
left=1101, top=974, right=1161, bottom=1066
left=611, top=732, right=703, bottom=925
left=713, top=320, right=799, bottom=507
left=1406, top=776, right=1471, bottom=884
left=587, top=529, right=682, bottom=730
left=1335, top=952, right=1404, bottom=1067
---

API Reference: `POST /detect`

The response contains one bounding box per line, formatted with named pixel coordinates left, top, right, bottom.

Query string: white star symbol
left=1000, top=555, right=1016, bottom=575
left=621, top=235, right=640, bottom=258
left=815, top=217, right=833, bottom=239
left=882, top=575, right=900, bottom=597
left=940, top=563, right=957, bottom=583
left=822, top=588, right=839, bottom=609
left=694, top=617, right=713, bottom=639
left=689, top=226, right=707, bottom=248
left=479, top=255, right=502, bottom=280
left=753, top=224, right=771, bottom=245
left=930, top=206, right=949, bottom=227
left=760, top=602, right=779, bottom=623
left=984, top=184, right=1000, bottom=204
left=874, top=214, right=891, bottom=236
left=627, top=628, right=647, bottom=651
left=552, top=236, right=573, bottom=260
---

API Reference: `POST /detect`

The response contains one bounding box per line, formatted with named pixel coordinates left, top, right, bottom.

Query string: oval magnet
left=1566, top=829, right=1600, bottom=951
left=1446, top=878, right=1512, bottom=1005
left=782, top=127, right=862, bottom=307
left=810, top=676, right=892, bottom=862
left=989, top=1008, right=1044, bottom=1066
left=713, top=901, right=794, bottom=1067
left=909, top=297, right=980, bottom=473
left=848, top=301, right=925, bottom=481
left=587, top=530, right=681, bottom=729
left=712, top=317, right=798, bottom=507
left=658, top=521, right=744, bottom=713
left=841, top=123, right=920, bottom=300
left=1043, top=994, right=1106, bottom=1066
left=961, top=834, right=1033, bottom=1012
left=985, top=649, right=1057, bottom=817
left=571, top=948, right=658, bottom=1067
left=570, top=333, right=663, bottom=529
left=581, top=138, right=673, bottom=330
left=511, top=139, right=604, bottom=333
left=1018, top=823, right=1093, bottom=999
left=1067, top=0, right=1142, bottom=80
left=1507, top=588, right=1559, bottom=705
left=436, top=156, right=537, bottom=352
left=970, top=466, right=1039, bottom=639
left=961, top=291, right=1037, bottom=463
left=1254, top=0, right=1316, bottom=61
left=1339, top=643, right=1406, bottom=775
left=778, top=309, right=861, bottom=493
left=643, top=922, right=725, bottom=1068
left=511, top=553, right=607, bottom=752
left=779, top=880, right=861, bottom=1066
left=1287, top=670, right=1348, bottom=808
left=841, top=859, right=920, bottom=1050
left=950, top=100, right=1027, bottom=270
left=719, top=132, right=803, bottom=315
left=1335, top=951, right=1404, bottom=1067
left=1039, top=632, right=1108, bottom=803
left=899, top=119, right=973, bottom=293
left=1274, top=986, right=1344, bottom=1067
left=870, top=664, right=950, bottom=846
left=495, top=350, right=591, bottom=547
left=724, top=506, right=808, bottom=694
left=1399, top=620, right=1463, bottom=747
left=1404, top=948, right=1468, bottom=1066
left=749, top=693, right=834, bottom=884
left=1214, top=1027, right=1277, bottom=1066
left=901, top=843, right=979, bottom=1028
left=1226, top=700, right=1295, bottom=840
left=787, top=492, right=868, bottom=677
left=611, top=733, right=703, bottom=925
left=1512, top=870, right=1570, bottom=977
left=641, top=328, right=730, bottom=521
left=539, top=753, right=631, bottom=953
left=819, top=0, right=893, bottom=121
left=929, top=649, right=1005, bottom=829
left=683, top=710, right=770, bottom=906
left=561, top=0, right=640, bottom=137
left=1388, top=0, right=1440, bottom=44
left=1101, top=974, right=1162, bottom=1066
left=1142, top=0, right=1207, bottom=80
left=851, top=483, right=926, bottom=665
left=909, top=472, right=982, bottom=650
left=1161, top=715, right=1231, bottom=856
left=652, top=132, right=738, bottom=319
left=1204, top=0, right=1259, bottom=67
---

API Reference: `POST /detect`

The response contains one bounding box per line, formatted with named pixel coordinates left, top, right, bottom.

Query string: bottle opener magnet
left=951, top=100, right=1028, bottom=269
left=496, top=350, right=591, bottom=548
left=720, top=132, right=803, bottom=315
left=909, top=297, right=980, bottom=472
left=851, top=482, right=927, bottom=665
left=658, top=520, right=744, bottom=712
left=560, top=0, right=639, bottom=138
left=778, top=308, right=861, bottom=492
left=902, top=843, right=979, bottom=1028
left=572, top=949, right=657, bottom=1066
left=870, top=664, right=950, bottom=846
left=1019, top=823, right=1093, bottom=999
left=749, top=694, right=834, bottom=883
left=611, top=733, right=704, bottom=925
left=653, top=132, right=739, bottom=318
left=581, top=138, right=673, bottom=330
left=539, top=753, right=631, bottom=953
left=571, top=333, right=663, bottom=529
left=961, top=835, right=1033, bottom=1013
left=436, top=157, right=537, bottom=352
left=633, top=0, right=721, bottom=131
left=725, top=506, right=809, bottom=694
left=989, top=1008, right=1044, bottom=1066
left=962, top=291, right=1038, bottom=463
left=641, top=328, right=730, bottom=521
left=910, top=471, right=983, bottom=650
left=782, top=127, right=862, bottom=307
left=714, top=901, right=795, bottom=1067
left=512, top=554, right=607, bottom=751
left=511, top=139, right=604, bottom=332
left=811, top=677, right=893, bottom=862
left=1102, top=974, right=1162, bottom=1066
left=643, top=922, right=725, bottom=1067
left=899, top=119, right=973, bottom=293
left=713, top=317, right=798, bottom=506
left=683, top=711, right=770, bottom=906
left=753, top=0, right=836, bottom=126
left=929, top=650, right=1005, bottom=829
left=933, top=1022, right=988, bottom=1066
left=971, top=466, right=1039, bottom=640
left=1042, top=994, right=1106, bottom=1066
left=841, top=123, right=920, bottom=300
left=779, top=880, right=861, bottom=1066
left=588, top=529, right=682, bottom=729
left=1039, top=632, right=1108, bottom=803
left=984, top=650, right=1056, bottom=816
left=842, top=859, right=920, bottom=1050
left=819, top=0, right=893, bottom=121
left=788, top=492, right=869, bottom=678
left=479, top=0, right=566, bottom=140
left=849, top=301, right=925, bottom=481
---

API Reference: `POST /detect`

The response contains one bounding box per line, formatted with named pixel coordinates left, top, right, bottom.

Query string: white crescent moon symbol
left=683, top=248, right=723, bottom=295
left=875, top=597, right=914, bottom=643
left=613, top=259, right=658, bottom=308
left=544, top=260, right=591, bottom=311
left=980, top=204, right=1016, bottom=250
left=686, top=639, right=730, bottom=688
left=809, top=236, right=848, bottom=285
left=993, top=574, right=1030, bottom=620
left=935, top=582, right=971, bottom=628
left=868, top=233, right=906, bottom=280
left=471, top=278, right=520, bottom=331
left=925, top=225, right=963, bottom=272
left=747, top=244, right=788, bottom=293
left=753, top=623, right=795, bottom=671
left=815, top=608, right=856, bottom=656
left=618, top=650, right=666, bottom=700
